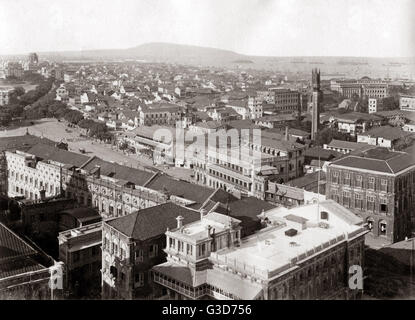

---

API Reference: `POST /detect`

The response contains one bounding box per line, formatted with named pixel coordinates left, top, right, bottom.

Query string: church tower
left=311, top=68, right=322, bottom=140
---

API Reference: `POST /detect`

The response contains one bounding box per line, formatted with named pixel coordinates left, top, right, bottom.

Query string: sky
left=0, top=0, right=414, bottom=57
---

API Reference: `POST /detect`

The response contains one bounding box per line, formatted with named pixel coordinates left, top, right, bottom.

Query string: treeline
left=1, top=78, right=55, bottom=123
left=77, top=118, right=113, bottom=141
left=0, top=77, right=113, bottom=141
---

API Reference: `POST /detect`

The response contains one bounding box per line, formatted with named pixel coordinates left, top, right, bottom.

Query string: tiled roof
left=360, top=125, right=413, bottom=140
left=26, top=144, right=90, bottom=167
left=331, top=148, right=415, bottom=174
left=0, top=135, right=55, bottom=153
left=144, top=174, right=215, bottom=208
left=326, top=139, right=371, bottom=151
left=0, top=223, right=37, bottom=261
left=107, top=203, right=199, bottom=241
left=82, top=158, right=154, bottom=186
left=0, top=223, right=49, bottom=279
left=305, top=147, right=342, bottom=160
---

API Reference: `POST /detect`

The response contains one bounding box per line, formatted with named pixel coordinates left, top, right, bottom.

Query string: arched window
left=366, top=217, right=374, bottom=231
left=379, top=220, right=387, bottom=236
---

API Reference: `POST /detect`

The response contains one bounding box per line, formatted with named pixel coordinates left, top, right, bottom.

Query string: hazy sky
left=0, top=0, right=414, bottom=57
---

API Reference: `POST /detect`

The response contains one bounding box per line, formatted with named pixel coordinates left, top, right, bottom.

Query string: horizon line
left=0, top=41, right=414, bottom=60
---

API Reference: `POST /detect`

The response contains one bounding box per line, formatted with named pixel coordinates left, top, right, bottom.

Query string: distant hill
left=42, top=42, right=249, bottom=66
left=24, top=42, right=415, bottom=77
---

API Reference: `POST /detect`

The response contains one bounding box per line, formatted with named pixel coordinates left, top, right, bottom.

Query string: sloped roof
left=331, top=148, right=415, bottom=174
left=326, top=139, right=371, bottom=151
left=82, top=157, right=154, bottom=186
left=0, top=223, right=37, bottom=261
left=26, top=144, right=90, bottom=167
left=107, top=203, right=199, bottom=241
left=0, top=134, right=55, bottom=153
left=144, top=174, right=215, bottom=208
left=360, top=125, right=413, bottom=140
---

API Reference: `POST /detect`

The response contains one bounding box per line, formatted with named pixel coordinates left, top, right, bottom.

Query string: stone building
left=101, top=203, right=200, bottom=299
left=326, top=147, right=415, bottom=243
left=152, top=200, right=367, bottom=300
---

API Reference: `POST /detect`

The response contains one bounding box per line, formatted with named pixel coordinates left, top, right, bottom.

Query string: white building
left=0, top=87, right=14, bottom=106
left=400, top=95, right=415, bottom=112
left=368, top=98, right=377, bottom=114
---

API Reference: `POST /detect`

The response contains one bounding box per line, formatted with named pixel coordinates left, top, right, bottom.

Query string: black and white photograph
left=0, top=0, right=414, bottom=308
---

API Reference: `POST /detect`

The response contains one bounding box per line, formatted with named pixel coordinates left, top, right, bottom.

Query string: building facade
left=400, top=95, right=415, bottom=112
left=326, top=148, right=415, bottom=243
left=152, top=201, right=367, bottom=300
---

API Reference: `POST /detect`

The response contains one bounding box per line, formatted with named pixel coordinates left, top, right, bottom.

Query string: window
left=343, top=191, right=351, bottom=207
left=135, top=249, right=144, bottom=262
left=332, top=171, right=339, bottom=184
left=367, top=195, right=375, bottom=211
left=73, top=251, right=80, bottom=262
left=149, top=244, right=158, bottom=258
left=354, top=193, right=363, bottom=209
left=110, top=266, right=118, bottom=278
left=186, top=244, right=193, bottom=255
left=368, top=177, right=375, bottom=190
left=344, top=173, right=350, bottom=185
left=379, top=221, right=387, bottom=235
left=355, top=175, right=362, bottom=188
left=135, top=273, right=144, bottom=287
left=380, top=198, right=388, bottom=213
left=380, top=179, right=388, bottom=192
left=367, top=218, right=374, bottom=231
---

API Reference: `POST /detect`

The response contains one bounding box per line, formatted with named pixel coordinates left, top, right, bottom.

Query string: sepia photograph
left=0, top=0, right=414, bottom=310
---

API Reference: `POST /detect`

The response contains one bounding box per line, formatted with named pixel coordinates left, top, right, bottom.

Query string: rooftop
left=210, top=200, right=364, bottom=279
left=331, top=147, right=415, bottom=174
left=107, top=202, right=200, bottom=241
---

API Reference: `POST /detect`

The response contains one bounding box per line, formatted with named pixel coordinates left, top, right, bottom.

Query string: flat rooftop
left=169, top=212, right=240, bottom=242
left=210, top=200, right=364, bottom=279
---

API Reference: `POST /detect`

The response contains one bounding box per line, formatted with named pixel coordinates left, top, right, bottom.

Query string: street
left=0, top=118, right=193, bottom=181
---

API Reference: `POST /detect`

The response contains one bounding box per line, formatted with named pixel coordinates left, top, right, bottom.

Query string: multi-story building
left=101, top=203, right=200, bottom=299
left=362, top=84, right=388, bottom=99
left=271, top=89, right=301, bottom=114
left=5, top=62, right=24, bottom=79
left=247, top=97, right=263, bottom=119
left=357, top=126, right=414, bottom=149
left=0, top=87, right=14, bottom=106
left=326, top=147, right=415, bottom=243
left=331, top=112, right=384, bottom=136
left=58, top=222, right=102, bottom=297
left=5, top=149, right=64, bottom=200
left=368, top=98, right=377, bottom=114
left=257, top=90, right=275, bottom=104
left=399, top=95, right=415, bottom=112
left=152, top=200, right=367, bottom=300
left=192, top=131, right=306, bottom=199
left=330, top=78, right=389, bottom=99
left=138, top=104, right=183, bottom=126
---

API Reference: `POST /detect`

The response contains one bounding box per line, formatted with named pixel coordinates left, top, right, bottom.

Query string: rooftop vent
left=285, top=228, right=298, bottom=237
left=318, top=222, right=330, bottom=229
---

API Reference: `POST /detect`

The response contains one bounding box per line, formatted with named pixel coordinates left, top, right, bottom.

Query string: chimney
left=39, top=189, right=46, bottom=201
left=200, top=208, right=206, bottom=221
left=93, top=165, right=100, bottom=178
left=176, top=215, right=184, bottom=229
left=285, top=126, right=289, bottom=141
left=207, top=225, right=212, bottom=237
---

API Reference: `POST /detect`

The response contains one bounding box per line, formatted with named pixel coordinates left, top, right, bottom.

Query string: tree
left=13, top=86, right=25, bottom=97
left=118, top=141, right=129, bottom=150
left=63, top=110, right=84, bottom=124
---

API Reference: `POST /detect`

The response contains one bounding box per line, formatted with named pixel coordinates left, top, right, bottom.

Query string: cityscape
left=0, top=0, right=415, bottom=302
